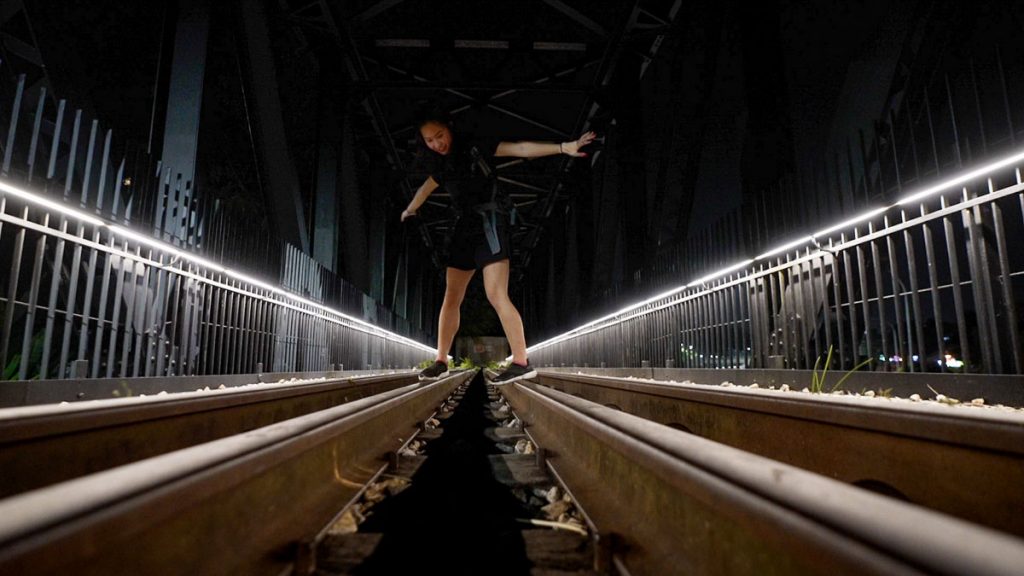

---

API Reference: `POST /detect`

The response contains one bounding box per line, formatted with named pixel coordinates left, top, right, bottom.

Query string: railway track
left=533, top=369, right=1024, bottom=537
left=500, top=379, right=1024, bottom=575
left=0, top=371, right=1021, bottom=575
left=0, top=371, right=428, bottom=497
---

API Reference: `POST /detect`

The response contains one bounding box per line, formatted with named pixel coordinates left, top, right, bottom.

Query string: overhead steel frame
left=278, top=0, right=682, bottom=285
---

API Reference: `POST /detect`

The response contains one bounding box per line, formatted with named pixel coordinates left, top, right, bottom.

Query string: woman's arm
left=401, top=176, right=440, bottom=221
left=495, top=131, right=597, bottom=158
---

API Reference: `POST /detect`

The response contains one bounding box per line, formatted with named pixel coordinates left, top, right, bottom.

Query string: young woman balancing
left=402, top=109, right=596, bottom=384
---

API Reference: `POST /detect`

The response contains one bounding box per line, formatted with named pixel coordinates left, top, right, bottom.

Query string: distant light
left=912, top=355, right=919, bottom=362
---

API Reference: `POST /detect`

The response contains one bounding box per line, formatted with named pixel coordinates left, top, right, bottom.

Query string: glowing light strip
left=0, top=181, right=104, bottom=226
left=0, top=179, right=435, bottom=354
left=810, top=207, right=889, bottom=238
left=755, top=236, right=812, bottom=260
left=896, top=148, right=1024, bottom=205
left=529, top=147, right=1024, bottom=353
left=686, top=259, right=754, bottom=288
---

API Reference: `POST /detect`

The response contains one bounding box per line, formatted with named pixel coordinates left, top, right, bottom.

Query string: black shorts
left=447, top=215, right=510, bottom=270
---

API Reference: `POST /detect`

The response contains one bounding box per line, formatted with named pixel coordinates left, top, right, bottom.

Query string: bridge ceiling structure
left=279, top=0, right=682, bottom=280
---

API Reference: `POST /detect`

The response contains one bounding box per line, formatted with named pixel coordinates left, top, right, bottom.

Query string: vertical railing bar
left=200, top=270, right=216, bottom=375
left=146, top=254, right=170, bottom=377
left=76, top=141, right=112, bottom=365
left=118, top=246, right=139, bottom=378
left=885, top=217, right=909, bottom=371
left=111, top=159, right=126, bottom=222
left=57, top=217, right=86, bottom=378
left=18, top=212, right=50, bottom=380
left=906, top=92, right=922, bottom=185
left=1, top=74, right=25, bottom=176
left=831, top=239, right=848, bottom=369
left=163, top=272, right=183, bottom=376
left=45, top=100, right=66, bottom=182
left=988, top=180, right=1021, bottom=372
left=90, top=233, right=117, bottom=378
left=855, top=231, right=873, bottom=365
left=792, top=254, right=809, bottom=369
left=923, top=86, right=941, bottom=177
left=968, top=58, right=988, bottom=156
left=95, top=130, right=112, bottom=214
left=902, top=211, right=927, bottom=373
left=105, top=251, right=127, bottom=378
left=941, top=195, right=971, bottom=370
left=920, top=205, right=946, bottom=373
left=215, top=275, right=228, bottom=373
left=945, top=74, right=964, bottom=169
left=79, top=120, right=98, bottom=207
left=803, top=252, right=820, bottom=366
left=130, top=251, right=152, bottom=377
left=961, top=187, right=997, bottom=372
left=25, top=87, right=46, bottom=183
left=817, top=251, right=833, bottom=362
left=888, top=109, right=903, bottom=193
left=994, top=46, right=1015, bottom=146
left=869, top=224, right=890, bottom=367
left=39, top=215, right=68, bottom=379
left=227, top=279, right=239, bottom=373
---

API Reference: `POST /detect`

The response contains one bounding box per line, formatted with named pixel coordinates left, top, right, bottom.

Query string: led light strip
left=529, top=147, right=1024, bottom=353
left=0, top=180, right=435, bottom=354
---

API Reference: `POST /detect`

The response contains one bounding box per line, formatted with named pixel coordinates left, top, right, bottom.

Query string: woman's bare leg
left=436, top=267, right=476, bottom=361
left=481, top=259, right=528, bottom=364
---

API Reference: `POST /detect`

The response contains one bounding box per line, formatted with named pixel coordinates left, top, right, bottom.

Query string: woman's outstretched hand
left=562, top=131, right=597, bottom=157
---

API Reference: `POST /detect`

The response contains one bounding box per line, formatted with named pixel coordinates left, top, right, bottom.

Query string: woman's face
left=420, top=121, right=452, bottom=156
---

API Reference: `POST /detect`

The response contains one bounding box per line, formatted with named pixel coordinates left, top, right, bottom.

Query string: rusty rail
left=535, top=370, right=1024, bottom=537
left=0, top=371, right=431, bottom=497
left=501, top=380, right=1024, bottom=575
left=0, top=370, right=472, bottom=575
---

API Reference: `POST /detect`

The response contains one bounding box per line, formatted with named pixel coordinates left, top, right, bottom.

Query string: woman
left=402, top=108, right=596, bottom=384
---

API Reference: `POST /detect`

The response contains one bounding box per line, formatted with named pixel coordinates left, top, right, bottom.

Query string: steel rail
left=535, top=370, right=1024, bottom=537
left=502, top=380, right=1024, bottom=575
left=0, top=372, right=450, bottom=497
left=0, top=370, right=472, bottom=575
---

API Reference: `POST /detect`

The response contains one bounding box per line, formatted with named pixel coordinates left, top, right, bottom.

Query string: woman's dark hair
left=414, top=103, right=452, bottom=127
left=412, top=103, right=456, bottom=174
left=413, top=103, right=454, bottom=148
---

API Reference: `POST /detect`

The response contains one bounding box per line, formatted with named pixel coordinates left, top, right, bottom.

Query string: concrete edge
left=538, top=367, right=1024, bottom=407
left=0, top=369, right=417, bottom=408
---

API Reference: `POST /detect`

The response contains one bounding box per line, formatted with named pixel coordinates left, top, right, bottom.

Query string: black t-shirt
left=426, top=133, right=500, bottom=213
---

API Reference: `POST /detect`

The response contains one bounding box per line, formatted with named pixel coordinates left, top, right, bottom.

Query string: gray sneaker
left=490, top=362, right=537, bottom=385
left=419, top=361, right=449, bottom=381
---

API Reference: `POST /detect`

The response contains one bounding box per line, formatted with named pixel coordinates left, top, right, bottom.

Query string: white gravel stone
left=749, top=383, right=760, bottom=389
left=971, top=398, right=985, bottom=406
left=863, top=390, right=875, bottom=397
left=780, top=384, right=790, bottom=392
left=910, top=394, right=922, bottom=401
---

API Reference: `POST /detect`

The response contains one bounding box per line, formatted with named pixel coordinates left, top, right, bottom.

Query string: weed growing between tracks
left=810, top=345, right=873, bottom=394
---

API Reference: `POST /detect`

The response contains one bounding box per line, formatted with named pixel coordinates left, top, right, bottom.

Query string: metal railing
left=0, top=66, right=433, bottom=381
left=529, top=151, right=1024, bottom=374
left=579, top=39, right=1024, bottom=334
